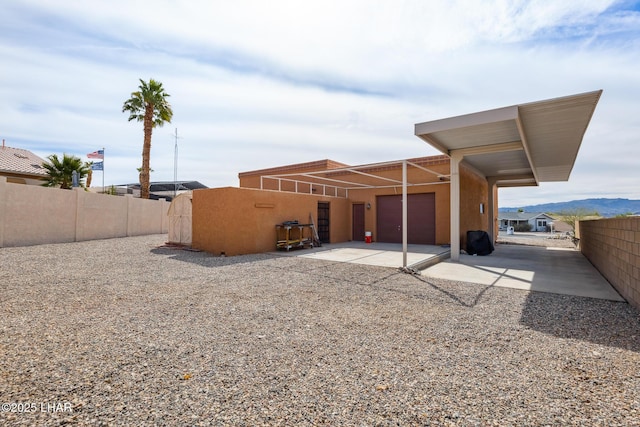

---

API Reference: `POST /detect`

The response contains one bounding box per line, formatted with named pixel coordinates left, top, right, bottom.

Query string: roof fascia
left=514, top=112, right=539, bottom=185
left=449, top=140, right=523, bottom=158
left=415, top=105, right=518, bottom=141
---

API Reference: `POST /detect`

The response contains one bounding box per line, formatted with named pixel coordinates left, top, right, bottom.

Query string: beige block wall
left=3, top=179, right=77, bottom=246
left=76, top=191, right=129, bottom=241
left=579, top=217, right=640, bottom=310
left=0, top=176, right=169, bottom=248
left=126, top=195, right=170, bottom=236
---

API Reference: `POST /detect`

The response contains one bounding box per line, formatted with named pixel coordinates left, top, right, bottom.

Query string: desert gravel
left=1, top=234, right=639, bottom=426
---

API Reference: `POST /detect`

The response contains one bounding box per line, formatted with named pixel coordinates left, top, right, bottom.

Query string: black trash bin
left=466, top=230, right=494, bottom=256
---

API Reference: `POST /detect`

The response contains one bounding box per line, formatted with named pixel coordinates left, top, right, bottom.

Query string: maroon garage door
left=376, top=193, right=435, bottom=244
left=352, top=203, right=365, bottom=241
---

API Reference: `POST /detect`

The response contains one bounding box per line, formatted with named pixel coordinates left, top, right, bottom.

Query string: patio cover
left=414, top=90, right=603, bottom=260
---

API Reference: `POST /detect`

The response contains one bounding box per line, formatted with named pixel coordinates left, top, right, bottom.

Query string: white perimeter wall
left=0, top=176, right=169, bottom=247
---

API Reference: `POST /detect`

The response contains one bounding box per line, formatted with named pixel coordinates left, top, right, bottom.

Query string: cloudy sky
left=2, top=0, right=639, bottom=207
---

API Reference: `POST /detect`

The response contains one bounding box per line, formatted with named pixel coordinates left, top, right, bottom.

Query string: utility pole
left=173, top=128, right=178, bottom=198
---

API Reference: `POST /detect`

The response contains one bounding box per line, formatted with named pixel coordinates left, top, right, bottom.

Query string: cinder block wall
left=0, top=176, right=169, bottom=248
left=579, top=217, right=640, bottom=309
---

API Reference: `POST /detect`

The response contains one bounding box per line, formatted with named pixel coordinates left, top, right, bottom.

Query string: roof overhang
left=414, top=90, right=602, bottom=187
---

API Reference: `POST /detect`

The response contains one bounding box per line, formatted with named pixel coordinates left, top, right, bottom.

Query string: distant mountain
left=499, top=198, right=640, bottom=218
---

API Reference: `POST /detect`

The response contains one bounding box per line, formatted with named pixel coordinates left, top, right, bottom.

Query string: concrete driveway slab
left=421, top=244, right=624, bottom=301
left=276, top=241, right=448, bottom=269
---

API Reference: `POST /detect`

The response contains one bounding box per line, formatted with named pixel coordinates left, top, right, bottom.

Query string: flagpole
left=174, top=129, right=178, bottom=198
left=102, top=147, right=105, bottom=194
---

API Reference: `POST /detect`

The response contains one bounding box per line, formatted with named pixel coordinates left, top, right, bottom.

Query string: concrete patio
left=277, top=241, right=449, bottom=269
left=276, top=240, right=624, bottom=302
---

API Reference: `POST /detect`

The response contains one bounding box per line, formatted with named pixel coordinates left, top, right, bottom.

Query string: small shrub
left=514, top=223, right=531, bottom=232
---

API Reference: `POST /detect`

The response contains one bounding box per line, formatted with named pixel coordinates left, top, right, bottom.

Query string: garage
left=376, top=193, right=436, bottom=244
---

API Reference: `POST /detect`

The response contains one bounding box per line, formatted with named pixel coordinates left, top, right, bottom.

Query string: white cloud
left=1, top=0, right=639, bottom=206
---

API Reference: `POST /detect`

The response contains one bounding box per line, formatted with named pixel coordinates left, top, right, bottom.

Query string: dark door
left=352, top=203, right=365, bottom=241
left=376, top=195, right=402, bottom=243
left=407, top=193, right=436, bottom=244
left=317, top=202, right=330, bottom=243
left=376, top=193, right=435, bottom=244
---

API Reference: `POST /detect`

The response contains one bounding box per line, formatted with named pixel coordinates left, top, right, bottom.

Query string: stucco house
left=498, top=212, right=556, bottom=232
left=191, top=90, right=602, bottom=262
left=192, top=155, right=491, bottom=257
left=0, top=142, right=48, bottom=185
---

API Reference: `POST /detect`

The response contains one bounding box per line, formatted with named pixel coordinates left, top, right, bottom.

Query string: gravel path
left=497, top=231, right=577, bottom=248
left=1, top=235, right=639, bottom=426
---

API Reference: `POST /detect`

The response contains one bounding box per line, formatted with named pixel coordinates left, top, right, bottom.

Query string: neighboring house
left=498, top=212, right=556, bottom=232
left=0, top=142, right=48, bottom=185
left=113, top=181, right=208, bottom=201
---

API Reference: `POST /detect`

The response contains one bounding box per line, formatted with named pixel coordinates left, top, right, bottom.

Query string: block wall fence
left=0, top=176, right=169, bottom=248
left=579, top=217, right=640, bottom=310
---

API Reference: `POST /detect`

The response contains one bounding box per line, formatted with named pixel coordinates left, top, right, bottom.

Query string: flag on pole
left=91, top=161, right=104, bottom=171
left=87, top=149, right=104, bottom=159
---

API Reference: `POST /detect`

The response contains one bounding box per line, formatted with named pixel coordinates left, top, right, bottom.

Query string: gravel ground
left=1, top=234, right=639, bottom=426
left=497, top=232, right=577, bottom=248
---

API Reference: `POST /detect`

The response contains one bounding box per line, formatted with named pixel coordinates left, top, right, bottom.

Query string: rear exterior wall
left=346, top=182, right=450, bottom=245
left=193, top=157, right=490, bottom=256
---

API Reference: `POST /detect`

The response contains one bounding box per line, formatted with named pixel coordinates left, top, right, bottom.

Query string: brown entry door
left=317, top=202, right=330, bottom=243
left=352, top=203, right=365, bottom=241
left=376, top=193, right=435, bottom=244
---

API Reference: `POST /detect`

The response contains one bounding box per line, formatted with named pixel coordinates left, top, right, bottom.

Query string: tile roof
left=0, top=146, right=48, bottom=177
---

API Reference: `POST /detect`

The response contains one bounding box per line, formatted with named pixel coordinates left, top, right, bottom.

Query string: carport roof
left=414, top=90, right=603, bottom=188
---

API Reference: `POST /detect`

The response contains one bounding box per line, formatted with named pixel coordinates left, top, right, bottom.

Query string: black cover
left=466, top=230, right=494, bottom=256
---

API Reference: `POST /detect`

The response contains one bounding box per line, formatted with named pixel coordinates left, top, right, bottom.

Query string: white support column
left=487, top=177, right=498, bottom=244
left=402, top=160, right=408, bottom=268
left=450, top=154, right=462, bottom=262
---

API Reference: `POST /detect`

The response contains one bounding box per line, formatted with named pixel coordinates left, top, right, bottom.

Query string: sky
left=1, top=0, right=639, bottom=207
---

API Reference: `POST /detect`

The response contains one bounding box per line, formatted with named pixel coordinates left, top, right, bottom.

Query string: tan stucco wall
left=579, top=217, right=640, bottom=310
left=0, top=176, right=169, bottom=248
left=192, top=187, right=349, bottom=256
left=459, top=164, right=490, bottom=249
left=347, top=182, right=451, bottom=245
left=238, top=157, right=457, bottom=246
left=193, top=156, right=490, bottom=256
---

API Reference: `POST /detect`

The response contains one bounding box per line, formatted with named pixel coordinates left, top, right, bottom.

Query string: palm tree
left=86, top=161, right=93, bottom=188
left=42, top=154, right=89, bottom=189
left=122, top=78, right=173, bottom=199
